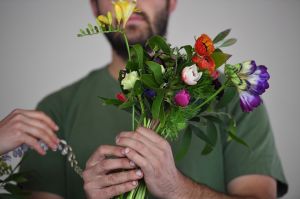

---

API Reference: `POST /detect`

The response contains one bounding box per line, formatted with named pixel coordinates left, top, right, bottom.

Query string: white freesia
left=181, top=65, right=202, bottom=85
left=121, top=71, right=139, bottom=90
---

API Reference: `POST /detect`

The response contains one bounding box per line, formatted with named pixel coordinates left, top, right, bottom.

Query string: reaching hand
left=116, top=127, right=184, bottom=199
left=83, top=145, right=143, bottom=199
left=0, top=109, right=60, bottom=155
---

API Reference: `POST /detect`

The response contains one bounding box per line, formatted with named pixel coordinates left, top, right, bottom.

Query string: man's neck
left=108, top=50, right=127, bottom=80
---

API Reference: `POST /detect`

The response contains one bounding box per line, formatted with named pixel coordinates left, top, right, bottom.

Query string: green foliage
left=151, top=90, right=164, bottom=119
left=211, top=52, right=231, bottom=68
left=216, top=87, right=237, bottom=110
left=220, top=38, right=237, bottom=48
left=147, top=35, right=171, bottom=54
left=175, top=125, right=192, bottom=161
left=145, top=61, right=164, bottom=85
left=213, top=29, right=231, bottom=44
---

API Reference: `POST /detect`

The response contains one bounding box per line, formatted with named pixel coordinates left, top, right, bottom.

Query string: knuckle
left=13, top=113, right=24, bottom=122
left=82, top=170, right=89, bottom=180
left=106, top=173, right=117, bottom=184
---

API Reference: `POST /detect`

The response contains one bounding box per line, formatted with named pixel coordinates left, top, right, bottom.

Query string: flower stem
left=132, top=105, right=135, bottom=131
left=195, top=81, right=228, bottom=110
left=122, top=31, right=131, bottom=61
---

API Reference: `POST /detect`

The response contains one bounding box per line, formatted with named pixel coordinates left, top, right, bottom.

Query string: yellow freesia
left=113, top=0, right=139, bottom=28
left=97, top=12, right=113, bottom=26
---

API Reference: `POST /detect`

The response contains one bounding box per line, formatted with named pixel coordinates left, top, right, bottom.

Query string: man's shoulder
left=37, top=67, right=106, bottom=109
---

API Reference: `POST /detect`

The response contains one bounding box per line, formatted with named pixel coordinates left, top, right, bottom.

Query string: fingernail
left=125, top=148, right=130, bottom=154
left=130, top=161, right=135, bottom=167
left=136, top=170, right=143, bottom=177
left=115, top=136, right=120, bottom=143
left=132, top=181, right=138, bottom=186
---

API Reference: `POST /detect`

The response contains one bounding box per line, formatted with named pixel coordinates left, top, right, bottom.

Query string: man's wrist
left=165, top=170, right=200, bottom=199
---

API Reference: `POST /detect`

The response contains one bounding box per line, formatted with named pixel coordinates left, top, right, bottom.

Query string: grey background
left=0, top=0, right=299, bottom=198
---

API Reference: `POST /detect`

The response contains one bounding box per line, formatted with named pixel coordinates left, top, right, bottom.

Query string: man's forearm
left=170, top=173, right=256, bottom=199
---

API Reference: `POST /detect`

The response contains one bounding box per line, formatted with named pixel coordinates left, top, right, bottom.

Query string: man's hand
left=0, top=109, right=60, bottom=155
left=82, top=145, right=144, bottom=199
left=116, top=127, right=183, bottom=199
left=116, top=127, right=277, bottom=199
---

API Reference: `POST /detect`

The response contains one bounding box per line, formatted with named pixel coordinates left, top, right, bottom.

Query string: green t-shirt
left=20, top=67, right=288, bottom=198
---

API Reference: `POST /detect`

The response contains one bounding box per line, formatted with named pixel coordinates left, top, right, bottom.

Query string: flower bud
left=174, top=90, right=190, bottom=107
left=181, top=65, right=202, bottom=85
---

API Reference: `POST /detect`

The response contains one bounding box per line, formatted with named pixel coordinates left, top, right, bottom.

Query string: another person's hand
left=83, top=145, right=143, bottom=199
left=0, top=109, right=60, bottom=155
left=116, top=127, right=184, bottom=199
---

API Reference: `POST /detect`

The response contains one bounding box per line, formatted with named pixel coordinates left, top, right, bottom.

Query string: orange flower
left=194, top=34, right=215, bottom=56
left=192, top=55, right=215, bottom=71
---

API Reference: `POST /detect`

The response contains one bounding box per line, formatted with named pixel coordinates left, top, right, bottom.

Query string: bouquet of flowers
left=0, top=0, right=270, bottom=198
left=76, top=0, right=270, bottom=198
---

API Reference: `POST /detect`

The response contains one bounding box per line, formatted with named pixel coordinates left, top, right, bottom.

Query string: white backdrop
left=0, top=0, right=299, bottom=198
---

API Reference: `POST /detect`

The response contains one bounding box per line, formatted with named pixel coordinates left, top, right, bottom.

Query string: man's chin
left=125, top=25, right=152, bottom=45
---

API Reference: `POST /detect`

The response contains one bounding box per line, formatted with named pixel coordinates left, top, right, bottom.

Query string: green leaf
left=211, top=52, right=231, bottom=68
left=175, top=126, right=192, bottom=161
left=201, top=143, right=214, bottom=155
left=126, top=61, right=139, bottom=71
left=227, top=119, right=249, bottom=147
left=216, top=87, right=237, bottom=109
left=206, top=121, right=218, bottom=146
left=202, top=115, right=223, bottom=125
left=220, top=38, right=237, bottom=47
left=213, top=29, right=231, bottom=44
left=119, top=100, right=134, bottom=109
left=151, top=90, right=164, bottom=119
left=131, top=44, right=144, bottom=69
left=133, top=80, right=143, bottom=95
left=86, top=28, right=91, bottom=35
left=190, top=124, right=213, bottom=146
left=4, top=183, right=24, bottom=195
left=88, top=23, right=94, bottom=33
left=80, top=29, right=86, bottom=35
left=98, top=97, right=122, bottom=106
left=140, top=74, right=159, bottom=89
left=147, top=35, right=171, bottom=54
left=146, top=61, right=164, bottom=84
left=159, top=105, right=166, bottom=129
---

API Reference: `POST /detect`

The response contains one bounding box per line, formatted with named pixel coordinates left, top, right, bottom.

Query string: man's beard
left=105, top=9, right=169, bottom=60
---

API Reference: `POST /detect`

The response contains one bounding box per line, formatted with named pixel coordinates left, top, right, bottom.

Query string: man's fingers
left=101, top=169, right=143, bottom=187
left=21, top=134, right=46, bottom=155
left=86, top=145, right=126, bottom=168
left=102, top=181, right=139, bottom=199
left=120, top=147, right=150, bottom=173
left=16, top=121, right=58, bottom=150
left=136, top=127, right=163, bottom=144
left=13, top=109, right=58, bottom=131
left=83, top=158, right=136, bottom=180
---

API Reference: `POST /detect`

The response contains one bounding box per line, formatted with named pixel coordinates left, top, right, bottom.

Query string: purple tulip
left=174, top=89, right=190, bottom=107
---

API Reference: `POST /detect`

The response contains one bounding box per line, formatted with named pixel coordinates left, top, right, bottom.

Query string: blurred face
left=93, top=0, right=175, bottom=59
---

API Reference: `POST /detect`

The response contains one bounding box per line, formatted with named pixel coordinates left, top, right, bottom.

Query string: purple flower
left=225, top=60, right=270, bottom=112
left=144, top=89, right=156, bottom=99
left=174, top=89, right=190, bottom=107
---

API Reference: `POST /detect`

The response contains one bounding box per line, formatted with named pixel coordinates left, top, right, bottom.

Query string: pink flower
left=181, top=65, right=202, bottom=85
left=174, top=90, right=190, bottom=107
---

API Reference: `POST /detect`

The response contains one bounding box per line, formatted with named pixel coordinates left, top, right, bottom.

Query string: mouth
left=127, top=14, right=145, bottom=25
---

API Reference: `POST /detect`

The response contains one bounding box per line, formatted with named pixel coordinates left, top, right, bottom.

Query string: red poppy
left=194, top=34, right=215, bottom=56
left=192, top=55, right=215, bottom=71
left=116, top=92, right=127, bottom=102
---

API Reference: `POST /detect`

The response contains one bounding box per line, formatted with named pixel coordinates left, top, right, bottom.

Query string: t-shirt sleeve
left=20, top=93, right=67, bottom=198
left=223, top=95, right=288, bottom=197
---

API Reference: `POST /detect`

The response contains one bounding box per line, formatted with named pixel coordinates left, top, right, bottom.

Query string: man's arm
left=173, top=173, right=276, bottom=199
left=29, top=192, right=64, bottom=199
left=116, top=127, right=277, bottom=199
